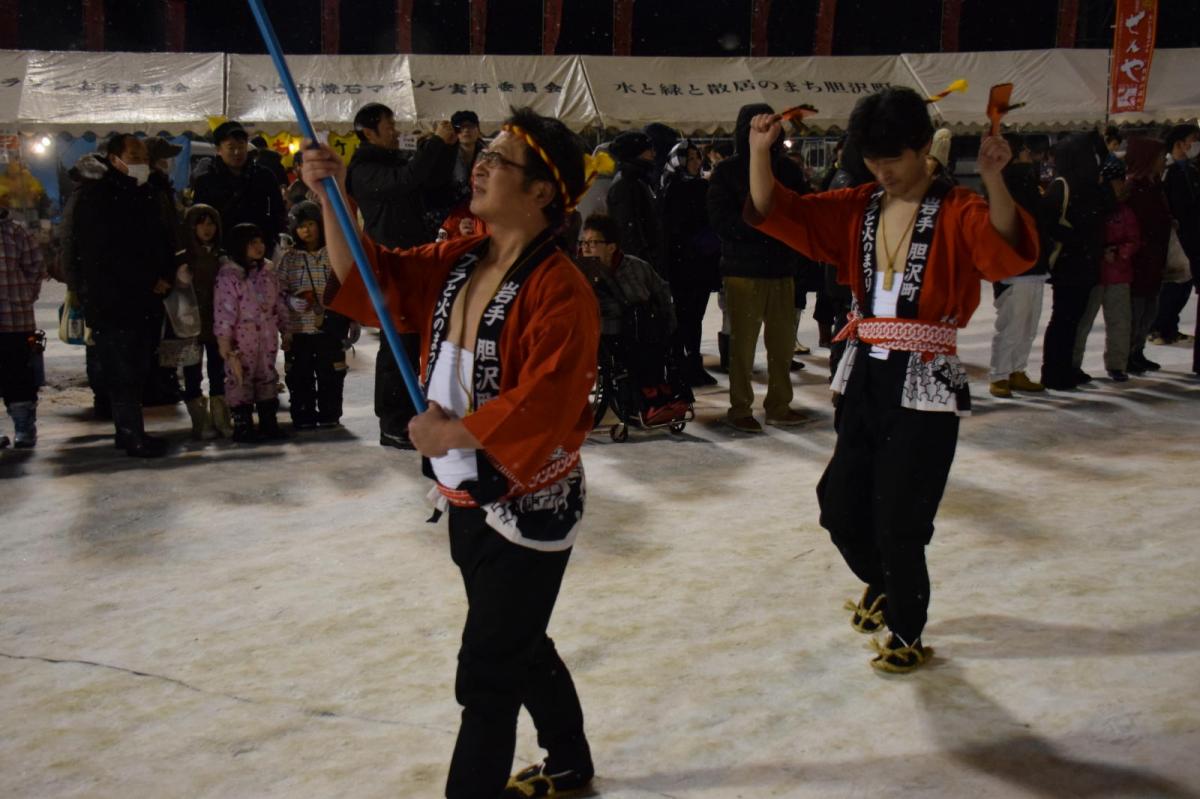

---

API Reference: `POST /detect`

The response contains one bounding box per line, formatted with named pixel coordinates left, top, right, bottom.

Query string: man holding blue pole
left=303, top=108, right=602, bottom=799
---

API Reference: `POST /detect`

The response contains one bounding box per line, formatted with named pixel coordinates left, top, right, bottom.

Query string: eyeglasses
left=578, top=239, right=612, bottom=250
left=476, top=149, right=527, bottom=172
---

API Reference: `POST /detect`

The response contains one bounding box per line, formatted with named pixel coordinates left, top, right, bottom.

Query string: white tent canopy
left=903, top=49, right=1111, bottom=131
left=15, top=51, right=224, bottom=129
left=226, top=53, right=598, bottom=131
left=406, top=55, right=597, bottom=131
left=1, top=48, right=1197, bottom=134
left=0, top=50, right=27, bottom=126
left=748, top=55, right=922, bottom=132
left=1110, top=48, right=1200, bottom=125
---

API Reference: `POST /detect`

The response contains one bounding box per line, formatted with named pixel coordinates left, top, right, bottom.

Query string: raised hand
left=748, top=113, right=782, bottom=155
left=299, top=141, right=347, bottom=202
left=977, top=135, right=1012, bottom=180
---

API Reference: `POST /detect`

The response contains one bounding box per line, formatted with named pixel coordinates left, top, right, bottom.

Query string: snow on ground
left=2, top=280, right=1199, bottom=798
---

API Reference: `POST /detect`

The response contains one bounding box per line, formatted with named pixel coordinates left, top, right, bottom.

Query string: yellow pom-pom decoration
left=925, top=79, right=969, bottom=104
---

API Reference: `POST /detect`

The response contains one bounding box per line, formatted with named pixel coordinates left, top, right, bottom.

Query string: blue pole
left=247, top=0, right=427, bottom=413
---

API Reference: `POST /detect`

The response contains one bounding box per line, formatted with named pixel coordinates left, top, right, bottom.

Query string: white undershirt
left=869, top=270, right=903, bottom=360
left=426, top=340, right=479, bottom=489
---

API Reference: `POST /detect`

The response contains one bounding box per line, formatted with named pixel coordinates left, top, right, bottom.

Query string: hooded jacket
left=184, top=204, right=224, bottom=341
left=1163, top=150, right=1200, bottom=278
left=345, top=138, right=455, bottom=250
left=191, top=154, right=287, bottom=251
left=661, top=143, right=720, bottom=291
left=65, top=152, right=175, bottom=330
left=1124, top=138, right=1172, bottom=297
left=706, top=103, right=811, bottom=279
left=606, top=155, right=663, bottom=270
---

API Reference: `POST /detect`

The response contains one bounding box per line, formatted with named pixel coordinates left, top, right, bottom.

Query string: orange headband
left=502, top=123, right=614, bottom=214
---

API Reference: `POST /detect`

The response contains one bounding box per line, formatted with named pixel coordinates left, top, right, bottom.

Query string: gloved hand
left=288, top=295, right=310, bottom=312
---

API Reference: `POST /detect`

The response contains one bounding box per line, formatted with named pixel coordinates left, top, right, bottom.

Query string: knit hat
left=287, top=200, right=323, bottom=244
left=609, top=131, right=654, bottom=163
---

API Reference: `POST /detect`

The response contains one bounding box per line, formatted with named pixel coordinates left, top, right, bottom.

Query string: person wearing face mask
left=66, top=133, right=175, bottom=457
left=1149, top=123, right=1200, bottom=352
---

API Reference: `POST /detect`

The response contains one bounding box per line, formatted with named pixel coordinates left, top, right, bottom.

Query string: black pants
left=0, top=331, right=37, bottom=405
left=670, top=281, right=710, bottom=374
left=1150, top=281, right=1193, bottom=340
left=445, top=508, right=590, bottom=799
left=1041, top=283, right=1092, bottom=385
left=182, top=340, right=225, bottom=400
left=284, top=332, right=346, bottom=424
left=817, top=349, right=959, bottom=645
left=93, top=324, right=157, bottom=407
left=1193, top=295, right=1200, bottom=373
left=86, top=342, right=106, bottom=404
left=375, top=332, right=421, bottom=437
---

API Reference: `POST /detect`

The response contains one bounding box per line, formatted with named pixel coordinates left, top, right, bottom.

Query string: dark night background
left=17, top=1, right=1200, bottom=55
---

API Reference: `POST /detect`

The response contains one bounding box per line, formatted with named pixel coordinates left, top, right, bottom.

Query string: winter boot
left=1008, top=371, right=1044, bottom=392
left=8, top=401, right=37, bottom=449
left=209, top=396, right=234, bottom=438
left=186, top=397, right=217, bottom=440
left=112, top=402, right=168, bottom=458
left=230, top=405, right=257, bottom=443
left=717, top=332, right=730, bottom=373
left=255, top=399, right=290, bottom=441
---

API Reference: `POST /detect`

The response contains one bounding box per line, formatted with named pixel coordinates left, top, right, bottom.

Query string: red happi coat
left=747, top=180, right=1040, bottom=326
left=329, top=233, right=600, bottom=491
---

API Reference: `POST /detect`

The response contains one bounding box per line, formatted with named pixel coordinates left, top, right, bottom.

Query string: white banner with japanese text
left=226, top=54, right=416, bottom=126
left=406, top=55, right=597, bottom=131
left=0, top=50, right=28, bottom=125
left=18, top=51, right=224, bottom=126
left=227, top=54, right=596, bottom=132
left=584, top=55, right=918, bottom=133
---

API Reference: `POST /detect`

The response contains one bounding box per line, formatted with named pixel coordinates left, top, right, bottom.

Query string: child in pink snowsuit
left=214, top=223, right=290, bottom=441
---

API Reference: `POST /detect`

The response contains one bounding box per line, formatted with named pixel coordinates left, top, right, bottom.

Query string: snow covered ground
left=2, top=280, right=1199, bottom=798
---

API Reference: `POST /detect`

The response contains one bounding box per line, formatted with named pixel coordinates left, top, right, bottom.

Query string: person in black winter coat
left=707, top=102, right=812, bottom=432
left=1040, top=132, right=1106, bottom=390
left=1150, top=123, right=1200, bottom=352
left=606, top=131, right=663, bottom=271
left=661, top=140, right=721, bottom=385
left=191, top=121, right=287, bottom=251
left=250, top=135, right=289, bottom=188
left=68, top=134, right=175, bottom=457
left=345, top=103, right=458, bottom=450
